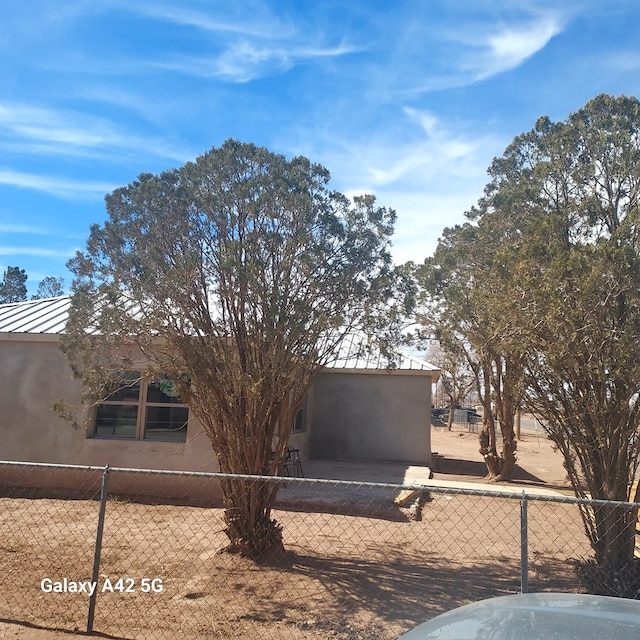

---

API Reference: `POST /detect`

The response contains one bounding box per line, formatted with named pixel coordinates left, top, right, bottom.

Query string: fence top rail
left=1, top=459, right=639, bottom=509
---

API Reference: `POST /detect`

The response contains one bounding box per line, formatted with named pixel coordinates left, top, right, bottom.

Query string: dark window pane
left=146, top=376, right=183, bottom=404
left=95, top=404, right=138, bottom=438
left=143, top=406, right=188, bottom=442
left=104, top=371, right=141, bottom=402
left=293, top=407, right=305, bottom=433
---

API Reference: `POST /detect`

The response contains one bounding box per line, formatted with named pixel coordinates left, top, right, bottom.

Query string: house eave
left=320, top=366, right=440, bottom=379
left=0, top=332, right=60, bottom=343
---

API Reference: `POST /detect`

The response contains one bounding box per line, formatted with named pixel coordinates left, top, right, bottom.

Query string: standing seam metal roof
left=0, top=296, right=439, bottom=374
left=0, top=296, right=71, bottom=334
left=324, top=331, right=439, bottom=372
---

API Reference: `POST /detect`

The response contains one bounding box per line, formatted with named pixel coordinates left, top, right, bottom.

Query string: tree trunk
left=479, top=426, right=501, bottom=479
left=593, top=504, right=637, bottom=568
left=478, top=365, right=502, bottom=479
left=214, top=410, right=290, bottom=559
left=447, top=405, right=454, bottom=431
left=221, top=477, right=284, bottom=558
left=496, top=435, right=517, bottom=481
left=577, top=502, right=640, bottom=596
left=552, top=425, right=640, bottom=594
left=491, top=356, right=519, bottom=481
left=588, top=467, right=639, bottom=571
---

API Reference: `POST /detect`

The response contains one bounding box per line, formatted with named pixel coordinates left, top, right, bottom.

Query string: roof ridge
left=0, top=294, right=70, bottom=309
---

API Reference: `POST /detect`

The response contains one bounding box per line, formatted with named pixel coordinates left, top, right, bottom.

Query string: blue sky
left=1, top=0, right=639, bottom=295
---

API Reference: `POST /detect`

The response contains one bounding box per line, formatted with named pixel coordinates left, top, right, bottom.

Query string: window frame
left=92, top=372, right=189, bottom=443
left=292, top=396, right=308, bottom=434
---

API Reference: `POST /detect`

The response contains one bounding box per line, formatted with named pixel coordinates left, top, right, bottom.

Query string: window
left=94, top=372, right=189, bottom=442
left=272, top=396, right=308, bottom=437
left=292, top=399, right=307, bottom=433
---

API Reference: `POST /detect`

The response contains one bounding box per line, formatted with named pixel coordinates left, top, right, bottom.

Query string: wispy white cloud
left=129, top=4, right=289, bottom=39
left=0, top=104, right=110, bottom=148
left=474, top=15, right=564, bottom=79
left=0, top=246, right=77, bottom=258
left=294, top=107, right=505, bottom=264
left=0, top=103, right=191, bottom=163
left=0, top=169, right=115, bottom=199
left=337, top=108, right=492, bottom=191
left=362, top=108, right=481, bottom=187
left=399, top=9, right=566, bottom=96
left=75, top=86, right=174, bottom=125
left=0, top=223, right=57, bottom=235
left=154, top=40, right=361, bottom=83
left=121, top=2, right=362, bottom=82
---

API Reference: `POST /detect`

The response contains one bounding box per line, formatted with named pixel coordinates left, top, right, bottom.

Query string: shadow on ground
left=0, top=618, right=127, bottom=639
left=229, top=549, right=580, bottom=637
left=434, top=457, right=571, bottom=493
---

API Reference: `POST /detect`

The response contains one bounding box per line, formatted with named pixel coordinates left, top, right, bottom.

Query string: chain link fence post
left=87, top=464, right=110, bottom=633
left=520, top=493, right=528, bottom=593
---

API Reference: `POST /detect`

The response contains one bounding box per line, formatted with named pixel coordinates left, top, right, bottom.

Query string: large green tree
left=61, top=140, right=405, bottom=557
left=500, top=95, right=640, bottom=587
left=0, top=266, right=27, bottom=303
left=424, top=94, right=640, bottom=591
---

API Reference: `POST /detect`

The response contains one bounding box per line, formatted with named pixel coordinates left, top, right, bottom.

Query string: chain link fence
left=0, top=460, right=636, bottom=639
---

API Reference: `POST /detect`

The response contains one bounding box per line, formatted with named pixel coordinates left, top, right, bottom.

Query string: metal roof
left=0, top=296, right=439, bottom=375
left=0, top=296, right=71, bottom=334
left=324, top=332, right=440, bottom=374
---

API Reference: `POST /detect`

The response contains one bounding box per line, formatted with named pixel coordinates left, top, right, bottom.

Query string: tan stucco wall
left=0, top=334, right=220, bottom=500
left=308, top=370, right=432, bottom=464
left=0, top=334, right=432, bottom=496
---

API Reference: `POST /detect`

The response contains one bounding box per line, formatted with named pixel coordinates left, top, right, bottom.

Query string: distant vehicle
left=396, top=593, right=640, bottom=639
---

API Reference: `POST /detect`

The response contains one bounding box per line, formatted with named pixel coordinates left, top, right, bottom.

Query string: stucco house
left=0, top=296, right=439, bottom=498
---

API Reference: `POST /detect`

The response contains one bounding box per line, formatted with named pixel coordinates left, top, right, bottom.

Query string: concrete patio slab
left=273, top=459, right=565, bottom=518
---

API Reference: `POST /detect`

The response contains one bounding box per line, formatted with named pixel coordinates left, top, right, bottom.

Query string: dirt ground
left=430, top=422, right=573, bottom=493
left=0, top=425, right=582, bottom=640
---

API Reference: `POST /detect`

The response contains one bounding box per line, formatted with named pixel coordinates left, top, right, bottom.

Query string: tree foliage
left=420, top=94, right=640, bottom=587
left=32, top=276, right=65, bottom=299
left=61, top=139, right=405, bottom=557
left=498, top=95, right=640, bottom=579
left=0, top=268, right=65, bottom=302
left=417, top=214, right=525, bottom=480
left=0, top=266, right=27, bottom=303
